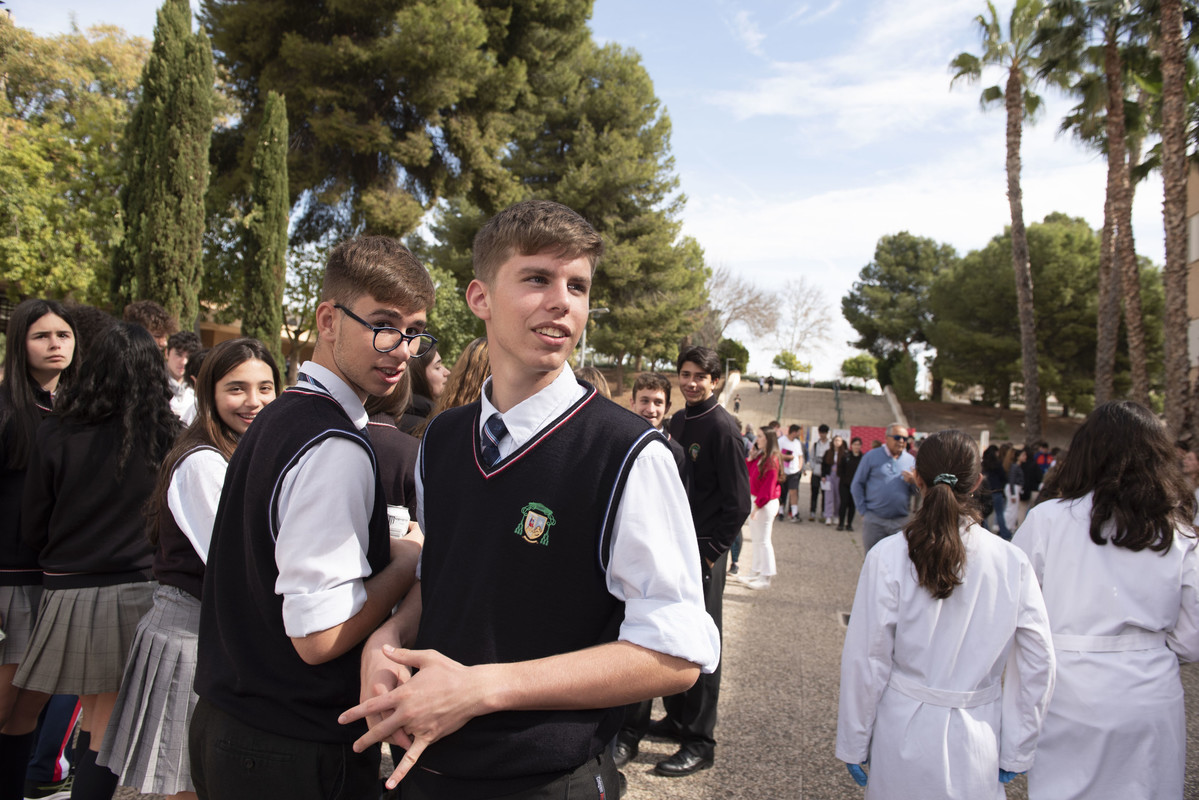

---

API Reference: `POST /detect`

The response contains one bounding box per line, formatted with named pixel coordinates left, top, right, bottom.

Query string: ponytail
left=903, top=430, right=981, bottom=600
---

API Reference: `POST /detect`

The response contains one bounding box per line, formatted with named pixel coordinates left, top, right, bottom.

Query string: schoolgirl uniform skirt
left=13, top=581, right=155, bottom=695
left=98, top=584, right=201, bottom=795
left=0, top=584, right=42, bottom=665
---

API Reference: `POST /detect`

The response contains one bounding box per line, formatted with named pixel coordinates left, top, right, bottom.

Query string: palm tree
left=1159, top=0, right=1188, bottom=435
left=1042, top=0, right=1154, bottom=406
left=951, top=0, right=1054, bottom=449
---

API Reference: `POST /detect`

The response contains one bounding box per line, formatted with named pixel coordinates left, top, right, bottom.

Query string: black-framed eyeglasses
left=889, top=435, right=910, bottom=443
left=334, top=304, right=437, bottom=356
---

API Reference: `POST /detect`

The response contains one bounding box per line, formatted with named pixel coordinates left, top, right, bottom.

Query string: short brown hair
left=472, top=200, right=604, bottom=284
left=123, top=300, right=178, bottom=339
left=322, top=236, right=435, bottom=311
left=632, top=372, right=672, bottom=407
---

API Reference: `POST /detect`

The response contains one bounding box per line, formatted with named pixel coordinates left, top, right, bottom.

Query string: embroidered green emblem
left=689, top=443, right=701, bottom=462
left=517, top=502, right=556, bottom=546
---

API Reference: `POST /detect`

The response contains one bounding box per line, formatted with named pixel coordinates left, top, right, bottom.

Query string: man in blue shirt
left=850, top=423, right=917, bottom=552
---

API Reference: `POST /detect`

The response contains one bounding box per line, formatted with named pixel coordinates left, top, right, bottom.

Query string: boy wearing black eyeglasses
left=849, top=423, right=919, bottom=553
left=190, top=237, right=434, bottom=800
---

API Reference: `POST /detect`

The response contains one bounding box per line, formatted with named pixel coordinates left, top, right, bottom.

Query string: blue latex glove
left=847, top=762, right=868, bottom=786
left=999, top=769, right=1025, bottom=784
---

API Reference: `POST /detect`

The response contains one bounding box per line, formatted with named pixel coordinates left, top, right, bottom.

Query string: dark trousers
left=405, top=752, right=618, bottom=800
left=190, top=698, right=380, bottom=800
left=809, top=472, right=823, bottom=514
left=660, top=550, right=726, bottom=755
left=838, top=491, right=856, bottom=528
left=27, top=695, right=79, bottom=782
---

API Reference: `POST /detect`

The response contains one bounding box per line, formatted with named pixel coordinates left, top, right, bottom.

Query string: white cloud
left=728, top=8, right=767, bottom=56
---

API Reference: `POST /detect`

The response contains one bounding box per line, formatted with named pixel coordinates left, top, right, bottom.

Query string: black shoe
left=846, top=524, right=854, bottom=532
left=654, top=745, right=714, bottom=777
left=836, top=524, right=844, bottom=531
left=645, top=718, right=684, bottom=742
left=728, top=563, right=739, bottom=575
left=613, top=739, right=638, bottom=768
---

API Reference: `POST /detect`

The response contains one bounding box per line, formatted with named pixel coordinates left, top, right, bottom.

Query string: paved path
left=119, top=514, right=1199, bottom=799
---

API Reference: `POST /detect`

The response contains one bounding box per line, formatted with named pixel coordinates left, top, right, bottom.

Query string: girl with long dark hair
left=13, top=323, right=182, bottom=800
left=1014, top=401, right=1199, bottom=800
left=0, top=300, right=77, bottom=797
left=97, top=338, right=278, bottom=800
left=398, top=342, right=450, bottom=434
left=837, top=429, right=1055, bottom=798
left=739, top=426, right=781, bottom=589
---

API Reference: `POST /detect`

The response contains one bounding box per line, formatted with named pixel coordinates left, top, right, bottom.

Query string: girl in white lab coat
left=837, top=429, right=1055, bottom=799
left=1014, top=401, right=1199, bottom=800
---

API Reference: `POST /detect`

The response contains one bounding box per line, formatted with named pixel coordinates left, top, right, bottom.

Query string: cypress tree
left=112, top=0, right=213, bottom=328
left=241, top=91, right=289, bottom=366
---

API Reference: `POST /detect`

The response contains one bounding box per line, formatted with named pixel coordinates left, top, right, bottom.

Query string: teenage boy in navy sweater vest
left=341, top=200, right=719, bottom=799
left=189, top=238, right=432, bottom=800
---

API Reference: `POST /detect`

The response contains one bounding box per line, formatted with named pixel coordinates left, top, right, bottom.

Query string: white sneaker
left=735, top=571, right=761, bottom=584
left=824, top=517, right=833, bottom=526
left=744, top=576, right=772, bottom=589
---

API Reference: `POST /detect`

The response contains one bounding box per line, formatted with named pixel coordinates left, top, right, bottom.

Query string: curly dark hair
left=1037, top=401, right=1195, bottom=552
left=55, top=323, right=181, bottom=475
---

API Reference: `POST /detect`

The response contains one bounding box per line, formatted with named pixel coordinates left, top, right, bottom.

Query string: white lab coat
left=836, top=522, right=1055, bottom=800
left=1013, top=494, right=1199, bottom=800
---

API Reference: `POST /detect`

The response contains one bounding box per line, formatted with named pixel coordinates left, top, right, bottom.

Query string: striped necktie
left=482, top=413, right=508, bottom=467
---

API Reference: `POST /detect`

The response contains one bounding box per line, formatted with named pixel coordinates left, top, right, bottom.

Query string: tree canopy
left=842, top=231, right=957, bottom=357
left=0, top=19, right=148, bottom=303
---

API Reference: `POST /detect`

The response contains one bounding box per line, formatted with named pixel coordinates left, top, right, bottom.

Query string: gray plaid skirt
left=0, top=584, right=43, bottom=665
left=99, top=584, right=200, bottom=795
left=13, top=581, right=155, bottom=695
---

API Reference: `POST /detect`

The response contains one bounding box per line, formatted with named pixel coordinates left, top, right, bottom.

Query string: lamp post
left=578, top=307, right=610, bottom=368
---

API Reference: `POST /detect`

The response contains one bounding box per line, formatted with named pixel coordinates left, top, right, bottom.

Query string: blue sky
left=16, top=0, right=1165, bottom=380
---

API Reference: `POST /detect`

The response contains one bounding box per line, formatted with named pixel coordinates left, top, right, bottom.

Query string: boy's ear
left=314, top=301, right=338, bottom=341
left=465, top=279, right=491, bottom=321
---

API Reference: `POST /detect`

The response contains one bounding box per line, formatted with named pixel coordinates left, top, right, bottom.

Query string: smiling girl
left=98, top=339, right=278, bottom=800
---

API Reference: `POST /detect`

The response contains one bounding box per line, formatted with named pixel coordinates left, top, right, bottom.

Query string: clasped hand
left=340, top=645, right=486, bottom=790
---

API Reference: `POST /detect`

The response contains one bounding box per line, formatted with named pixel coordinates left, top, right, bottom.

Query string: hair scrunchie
left=932, top=473, right=958, bottom=487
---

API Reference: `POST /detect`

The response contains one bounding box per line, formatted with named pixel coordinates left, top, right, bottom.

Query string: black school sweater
left=21, top=415, right=156, bottom=589
left=669, top=394, right=752, bottom=563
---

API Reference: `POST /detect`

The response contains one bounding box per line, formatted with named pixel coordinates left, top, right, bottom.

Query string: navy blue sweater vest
left=152, top=445, right=221, bottom=600
left=415, top=384, right=660, bottom=787
left=196, top=386, right=389, bottom=743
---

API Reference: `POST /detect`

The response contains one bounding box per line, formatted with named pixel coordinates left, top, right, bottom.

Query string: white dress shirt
left=275, top=361, right=377, bottom=638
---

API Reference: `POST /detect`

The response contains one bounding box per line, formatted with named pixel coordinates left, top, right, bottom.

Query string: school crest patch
left=516, top=502, right=556, bottom=546
left=689, top=443, right=701, bottom=462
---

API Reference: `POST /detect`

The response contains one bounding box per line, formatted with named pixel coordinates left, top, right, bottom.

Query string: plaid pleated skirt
left=0, top=584, right=43, bottom=665
left=99, top=584, right=200, bottom=795
left=13, top=581, right=155, bottom=695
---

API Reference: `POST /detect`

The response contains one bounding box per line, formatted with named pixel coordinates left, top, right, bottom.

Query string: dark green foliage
left=926, top=212, right=1163, bottom=411
left=842, top=232, right=958, bottom=358
left=717, top=338, right=749, bottom=374
left=241, top=91, right=289, bottom=365
left=200, top=0, right=592, bottom=243
left=113, top=0, right=213, bottom=328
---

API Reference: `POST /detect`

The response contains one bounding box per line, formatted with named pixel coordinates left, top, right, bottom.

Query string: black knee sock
left=70, top=747, right=116, bottom=800
left=72, top=729, right=90, bottom=770
left=0, top=731, right=37, bottom=800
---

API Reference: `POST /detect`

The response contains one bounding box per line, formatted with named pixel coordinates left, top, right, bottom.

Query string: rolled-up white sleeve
left=607, top=440, right=721, bottom=673
left=275, top=436, right=375, bottom=637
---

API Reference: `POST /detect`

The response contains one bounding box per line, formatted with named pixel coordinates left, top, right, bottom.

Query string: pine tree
left=241, top=91, right=289, bottom=366
left=112, top=0, right=213, bottom=328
